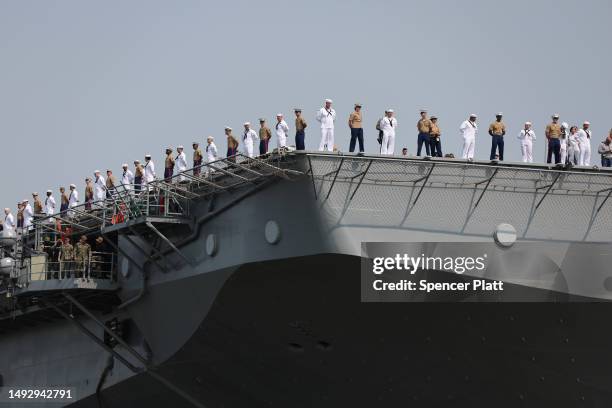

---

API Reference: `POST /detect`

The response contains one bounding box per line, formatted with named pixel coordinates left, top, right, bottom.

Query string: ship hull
left=69, top=253, right=612, bottom=408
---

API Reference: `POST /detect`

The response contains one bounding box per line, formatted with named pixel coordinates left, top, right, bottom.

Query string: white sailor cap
left=294, top=108, right=302, bottom=112
left=258, top=118, right=266, bottom=122
left=276, top=113, right=283, bottom=117
left=224, top=126, right=232, bottom=131
left=177, top=145, right=184, bottom=149
left=133, top=159, right=140, bottom=164
left=166, top=147, right=173, bottom=151
left=325, top=99, right=333, bottom=103
left=70, top=183, right=76, bottom=188
left=387, top=108, right=394, bottom=113
left=496, top=112, right=503, bottom=116
left=106, top=169, right=112, bottom=172
left=22, top=198, right=29, bottom=203
left=4, top=208, right=10, bottom=212
left=32, top=192, right=38, bottom=196
left=207, top=136, right=214, bottom=140
left=583, top=121, right=590, bottom=125
left=525, top=121, right=532, bottom=126
left=420, top=108, right=427, bottom=113
left=94, top=169, right=101, bottom=173
left=192, top=141, right=199, bottom=145
left=561, top=122, right=569, bottom=129
left=552, top=113, right=560, bottom=118
left=469, top=113, right=477, bottom=118
left=243, top=122, right=250, bottom=126
left=145, top=154, right=151, bottom=158
left=122, top=163, right=128, bottom=167
left=46, top=190, right=53, bottom=194
left=354, top=103, right=362, bottom=108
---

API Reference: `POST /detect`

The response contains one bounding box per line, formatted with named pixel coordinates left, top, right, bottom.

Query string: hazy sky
left=1, top=0, right=611, bottom=206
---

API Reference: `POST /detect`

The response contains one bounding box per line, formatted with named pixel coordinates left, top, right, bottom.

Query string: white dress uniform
left=176, top=151, right=188, bottom=182
left=68, top=189, right=79, bottom=217
left=45, top=195, right=56, bottom=216
left=23, top=203, right=33, bottom=230
left=517, top=128, right=536, bottom=163
left=275, top=120, right=290, bottom=149
left=243, top=128, right=258, bottom=158
left=121, top=169, right=134, bottom=191
left=568, top=132, right=581, bottom=165
left=559, top=137, right=568, bottom=164
left=3, top=213, right=15, bottom=237
left=144, top=160, right=156, bottom=184
left=379, top=116, right=397, bottom=155
left=206, top=142, right=218, bottom=173
left=577, top=128, right=592, bottom=166
left=316, top=107, right=336, bottom=151
left=94, top=175, right=106, bottom=202
left=460, top=119, right=478, bottom=159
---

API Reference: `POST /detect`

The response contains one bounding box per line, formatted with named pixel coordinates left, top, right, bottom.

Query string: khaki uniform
left=193, top=147, right=204, bottom=176
left=259, top=127, right=272, bottom=140
left=227, top=135, right=239, bottom=149
left=165, top=154, right=175, bottom=169
left=33, top=199, right=43, bottom=214
left=75, top=241, right=91, bottom=278
left=349, top=111, right=362, bottom=129
left=417, top=118, right=432, bottom=133
left=417, top=117, right=432, bottom=156
left=106, top=175, right=116, bottom=189
left=60, top=242, right=74, bottom=278
left=134, top=164, right=144, bottom=177
left=546, top=122, right=562, bottom=139
left=295, top=117, right=307, bottom=131
left=259, top=126, right=272, bottom=155
left=85, top=183, right=94, bottom=201
left=489, top=120, right=506, bottom=160
left=193, top=148, right=203, bottom=162
left=430, top=122, right=441, bottom=137
left=488, top=121, right=506, bottom=136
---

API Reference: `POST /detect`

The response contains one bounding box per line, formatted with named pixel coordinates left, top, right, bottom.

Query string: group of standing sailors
left=2, top=99, right=612, bottom=238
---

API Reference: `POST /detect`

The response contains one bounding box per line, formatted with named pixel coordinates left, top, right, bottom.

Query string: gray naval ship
left=1, top=150, right=612, bottom=407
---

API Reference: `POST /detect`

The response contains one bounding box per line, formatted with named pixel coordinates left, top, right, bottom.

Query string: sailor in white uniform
left=44, top=190, right=56, bottom=216
left=316, top=99, right=336, bottom=151
left=3, top=208, right=15, bottom=237
left=143, top=154, right=156, bottom=186
left=68, top=184, right=79, bottom=217
left=517, top=121, right=536, bottom=163
left=23, top=199, right=33, bottom=230
left=577, top=121, right=592, bottom=166
left=242, top=122, right=258, bottom=158
left=559, top=122, right=569, bottom=164
left=93, top=170, right=106, bottom=203
left=567, top=126, right=581, bottom=165
left=379, top=109, right=397, bottom=155
left=121, top=163, right=134, bottom=191
left=275, top=114, right=290, bottom=149
left=175, top=146, right=188, bottom=182
left=460, top=114, right=478, bottom=160
left=206, top=136, right=218, bottom=174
